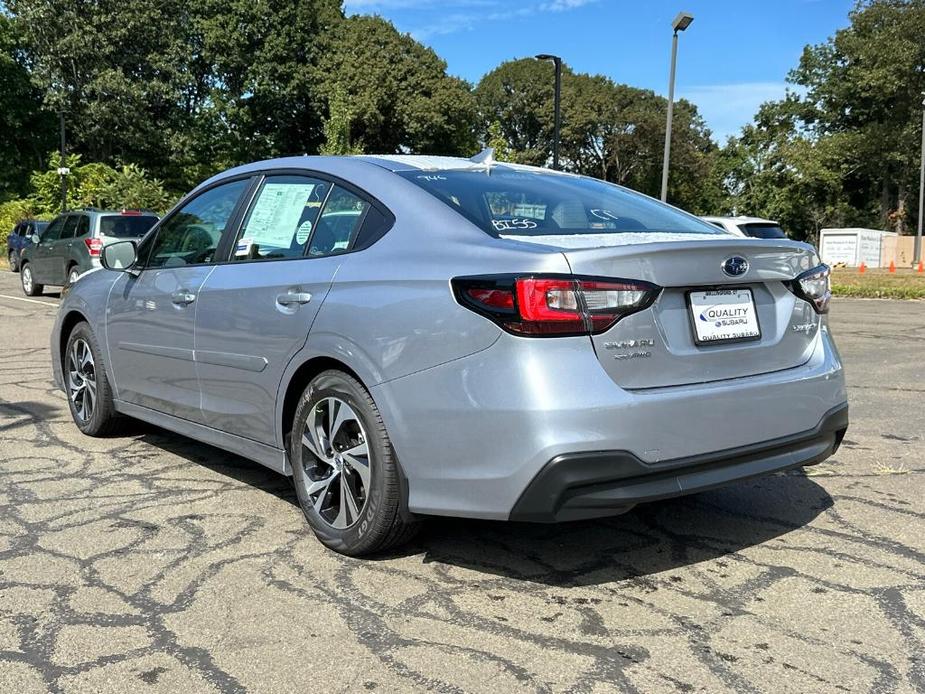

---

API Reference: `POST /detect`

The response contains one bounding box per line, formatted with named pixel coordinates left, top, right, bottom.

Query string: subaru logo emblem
left=722, top=256, right=749, bottom=277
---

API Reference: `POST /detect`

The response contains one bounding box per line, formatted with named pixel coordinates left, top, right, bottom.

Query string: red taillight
left=85, top=238, right=103, bottom=257
left=514, top=278, right=585, bottom=335
left=454, top=275, right=659, bottom=337
left=466, top=287, right=514, bottom=310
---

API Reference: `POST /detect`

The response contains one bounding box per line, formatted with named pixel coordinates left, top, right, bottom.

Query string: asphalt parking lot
left=0, top=271, right=922, bottom=694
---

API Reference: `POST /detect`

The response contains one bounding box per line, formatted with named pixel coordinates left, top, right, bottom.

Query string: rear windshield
left=99, top=215, right=158, bottom=238
left=397, top=168, right=725, bottom=239
left=739, top=223, right=787, bottom=239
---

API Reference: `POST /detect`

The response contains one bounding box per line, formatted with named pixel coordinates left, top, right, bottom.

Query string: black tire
left=20, top=263, right=43, bottom=296
left=64, top=322, right=122, bottom=436
left=9, top=250, right=19, bottom=272
left=290, top=370, right=418, bottom=556
left=66, top=264, right=80, bottom=287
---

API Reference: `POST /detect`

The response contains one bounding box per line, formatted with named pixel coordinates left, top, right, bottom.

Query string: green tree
left=0, top=13, right=53, bottom=200
left=28, top=153, right=172, bottom=215
left=320, top=85, right=363, bottom=155
left=476, top=59, right=722, bottom=212
left=318, top=15, right=477, bottom=155
left=475, top=59, right=565, bottom=166
left=486, top=121, right=512, bottom=161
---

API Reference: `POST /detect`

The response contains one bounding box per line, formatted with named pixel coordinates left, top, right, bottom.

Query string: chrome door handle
left=171, top=290, right=196, bottom=306
left=276, top=291, right=312, bottom=306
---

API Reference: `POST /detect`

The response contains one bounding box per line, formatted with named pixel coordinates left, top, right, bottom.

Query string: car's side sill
left=113, top=399, right=290, bottom=475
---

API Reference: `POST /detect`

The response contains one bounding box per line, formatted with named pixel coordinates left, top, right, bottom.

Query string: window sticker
left=244, top=183, right=317, bottom=248
left=295, top=219, right=313, bottom=245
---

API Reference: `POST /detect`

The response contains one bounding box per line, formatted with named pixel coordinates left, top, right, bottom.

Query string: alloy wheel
left=68, top=268, right=79, bottom=285
left=8, top=251, right=16, bottom=271
left=300, top=397, right=371, bottom=529
left=67, top=338, right=97, bottom=422
left=21, top=266, right=32, bottom=294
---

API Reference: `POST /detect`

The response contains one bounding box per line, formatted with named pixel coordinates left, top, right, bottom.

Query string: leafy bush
left=29, top=153, right=174, bottom=215
left=0, top=198, right=43, bottom=248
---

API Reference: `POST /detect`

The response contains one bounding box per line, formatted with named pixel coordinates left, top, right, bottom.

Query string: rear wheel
left=64, top=322, right=121, bottom=436
left=20, top=264, right=43, bottom=296
left=66, top=265, right=80, bottom=287
left=290, top=370, right=418, bottom=556
left=9, top=250, right=18, bottom=272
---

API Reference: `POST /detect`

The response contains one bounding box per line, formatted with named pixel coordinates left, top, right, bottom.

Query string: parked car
left=702, top=215, right=789, bottom=239
left=6, top=220, right=48, bottom=272
left=20, top=209, right=158, bottom=296
left=51, top=155, right=848, bottom=556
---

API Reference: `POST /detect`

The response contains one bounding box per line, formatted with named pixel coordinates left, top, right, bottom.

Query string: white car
left=702, top=216, right=788, bottom=240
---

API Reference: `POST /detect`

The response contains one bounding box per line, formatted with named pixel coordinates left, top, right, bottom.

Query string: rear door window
left=42, top=217, right=64, bottom=242
left=60, top=215, right=79, bottom=240
left=308, top=186, right=370, bottom=257
left=231, top=175, right=331, bottom=261
left=76, top=215, right=90, bottom=237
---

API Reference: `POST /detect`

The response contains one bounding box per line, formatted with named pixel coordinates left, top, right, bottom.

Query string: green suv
left=20, top=209, right=158, bottom=296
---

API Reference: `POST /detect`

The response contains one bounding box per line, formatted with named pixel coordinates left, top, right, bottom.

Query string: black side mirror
left=100, top=240, right=138, bottom=271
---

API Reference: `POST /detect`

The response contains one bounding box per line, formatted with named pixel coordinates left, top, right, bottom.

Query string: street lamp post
left=915, top=94, right=924, bottom=265
left=57, top=111, right=68, bottom=214
left=535, top=54, right=562, bottom=170
left=660, top=11, right=694, bottom=202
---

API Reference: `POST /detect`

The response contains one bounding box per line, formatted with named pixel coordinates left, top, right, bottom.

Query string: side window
left=143, top=179, right=249, bottom=268
left=353, top=205, right=393, bottom=250
left=76, top=215, right=90, bottom=237
left=42, top=217, right=65, bottom=242
left=60, top=215, right=79, bottom=240
left=231, top=176, right=330, bottom=262
left=308, top=186, right=370, bottom=257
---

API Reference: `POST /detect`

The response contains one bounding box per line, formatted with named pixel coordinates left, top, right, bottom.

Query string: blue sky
left=343, top=0, right=855, bottom=143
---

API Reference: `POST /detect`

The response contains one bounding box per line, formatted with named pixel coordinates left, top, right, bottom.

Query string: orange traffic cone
left=918, top=261, right=924, bottom=274
left=859, top=262, right=866, bottom=274
left=889, top=260, right=896, bottom=273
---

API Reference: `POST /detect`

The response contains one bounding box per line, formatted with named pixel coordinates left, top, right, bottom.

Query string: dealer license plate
left=688, top=288, right=761, bottom=344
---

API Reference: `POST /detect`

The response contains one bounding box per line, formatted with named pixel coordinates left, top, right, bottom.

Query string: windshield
left=397, top=168, right=725, bottom=239
left=739, top=223, right=787, bottom=239
left=99, top=215, right=158, bottom=238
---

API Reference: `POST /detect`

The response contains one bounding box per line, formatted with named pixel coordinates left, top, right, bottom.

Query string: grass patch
left=831, top=268, right=925, bottom=300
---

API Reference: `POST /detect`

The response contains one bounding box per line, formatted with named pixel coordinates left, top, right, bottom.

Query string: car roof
left=198, top=154, right=572, bottom=191
left=702, top=215, right=779, bottom=225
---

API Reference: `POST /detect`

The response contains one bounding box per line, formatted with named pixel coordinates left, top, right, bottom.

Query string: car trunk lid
left=560, top=238, right=822, bottom=389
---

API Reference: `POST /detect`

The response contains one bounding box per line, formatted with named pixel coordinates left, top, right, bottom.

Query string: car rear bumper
left=510, top=403, right=848, bottom=522
left=372, top=323, right=847, bottom=520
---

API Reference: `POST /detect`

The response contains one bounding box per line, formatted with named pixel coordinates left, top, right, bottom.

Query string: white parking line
left=0, top=294, right=59, bottom=307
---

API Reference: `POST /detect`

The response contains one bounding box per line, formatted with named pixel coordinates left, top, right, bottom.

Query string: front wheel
left=290, top=370, right=418, bottom=556
left=20, top=264, right=43, bottom=296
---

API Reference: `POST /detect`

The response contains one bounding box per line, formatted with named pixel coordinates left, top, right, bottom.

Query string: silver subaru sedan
left=51, top=154, right=848, bottom=556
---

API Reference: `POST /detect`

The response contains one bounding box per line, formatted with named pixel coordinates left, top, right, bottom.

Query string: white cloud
left=540, top=0, right=597, bottom=10
left=679, top=82, right=800, bottom=143
left=345, top=0, right=598, bottom=39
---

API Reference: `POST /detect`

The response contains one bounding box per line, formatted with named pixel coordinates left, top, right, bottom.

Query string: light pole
left=536, top=54, right=562, bottom=170
left=57, top=111, right=69, bottom=214
left=660, top=11, right=694, bottom=202
left=915, top=94, right=924, bottom=264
